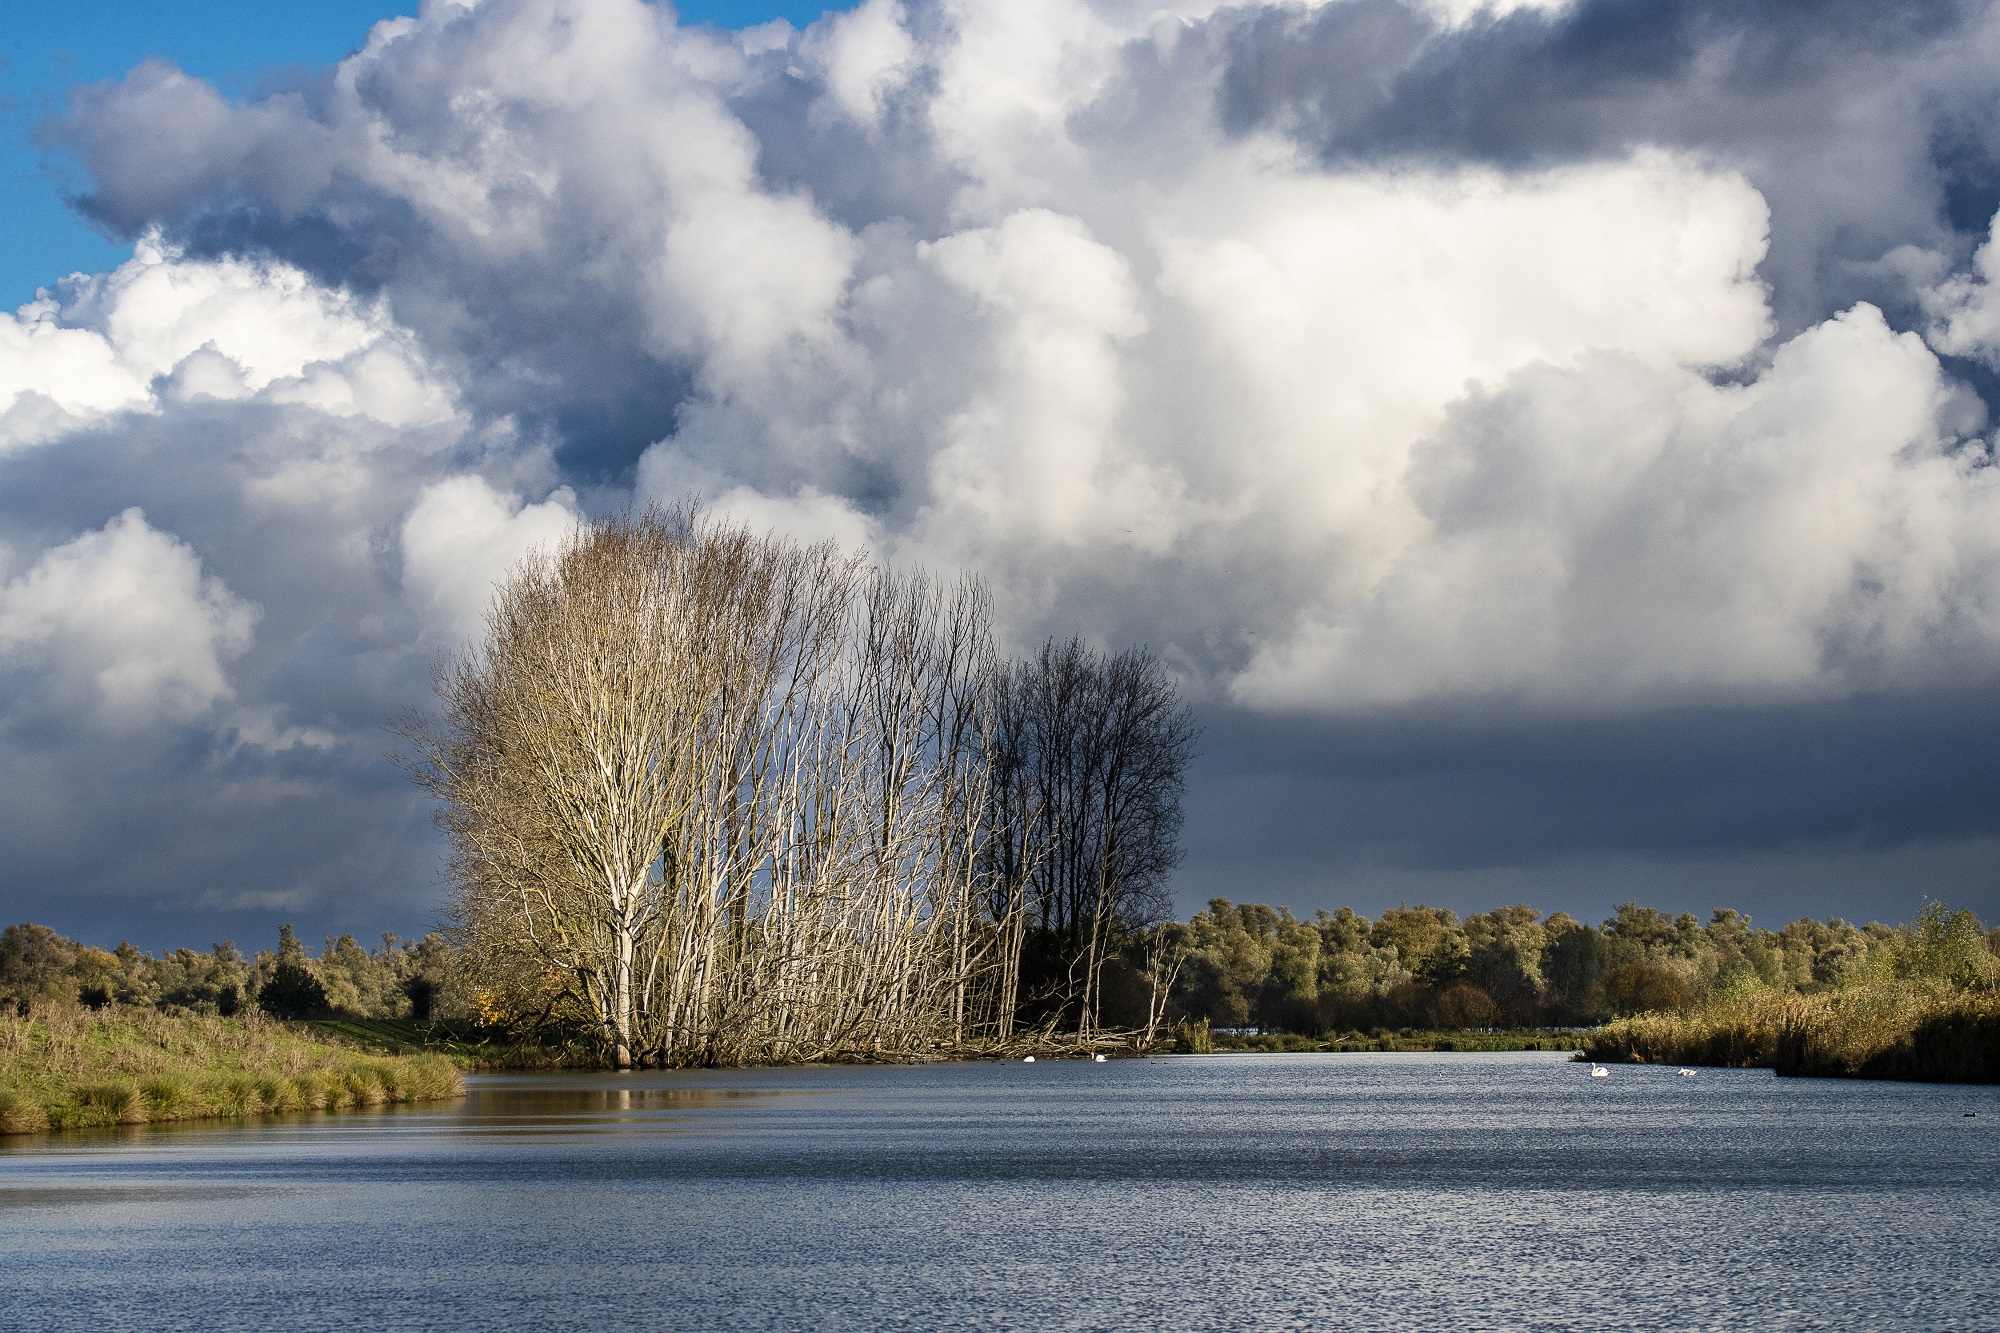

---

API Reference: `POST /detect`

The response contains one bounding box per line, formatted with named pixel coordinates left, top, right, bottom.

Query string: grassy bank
left=0, top=1005, right=462, bottom=1135
left=1583, top=982, right=2000, bottom=1081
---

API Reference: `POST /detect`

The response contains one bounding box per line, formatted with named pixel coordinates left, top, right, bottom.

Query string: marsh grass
left=1774, top=984, right=2000, bottom=1080
left=0, top=1004, right=462, bottom=1134
left=1585, top=981, right=2000, bottom=1081
left=1580, top=984, right=1788, bottom=1068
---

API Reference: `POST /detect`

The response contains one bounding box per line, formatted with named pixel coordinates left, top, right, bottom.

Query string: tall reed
left=1585, top=979, right=2000, bottom=1081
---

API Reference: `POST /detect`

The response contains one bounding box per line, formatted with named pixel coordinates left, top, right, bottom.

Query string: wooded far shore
left=3, top=891, right=1994, bottom=1138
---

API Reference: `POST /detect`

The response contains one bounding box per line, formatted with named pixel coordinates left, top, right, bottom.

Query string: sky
left=7, top=0, right=2000, bottom=952
left=0, top=0, right=836, bottom=307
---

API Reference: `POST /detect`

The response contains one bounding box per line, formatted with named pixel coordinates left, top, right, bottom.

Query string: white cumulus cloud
left=1926, top=210, right=2000, bottom=369
left=0, top=235, right=455, bottom=451
left=0, top=508, right=259, bottom=727
left=25, top=0, right=2000, bottom=718
left=401, top=475, right=582, bottom=647
left=1232, top=305, right=2000, bottom=709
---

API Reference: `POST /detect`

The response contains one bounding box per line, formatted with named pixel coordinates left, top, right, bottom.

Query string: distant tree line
left=6, top=901, right=1996, bottom=1049
left=0, top=922, right=453, bottom=1022
left=1147, top=898, right=2000, bottom=1034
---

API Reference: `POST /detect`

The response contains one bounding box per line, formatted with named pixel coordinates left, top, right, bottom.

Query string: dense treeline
left=0, top=921, right=455, bottom=1022
left=13, top=897, right=1991, bottom=1044
left=1145, top=898, right=2000, bottom=1034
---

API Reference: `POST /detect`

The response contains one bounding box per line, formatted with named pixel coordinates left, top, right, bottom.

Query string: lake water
left=1, top=1051, right=1995, bottom=1331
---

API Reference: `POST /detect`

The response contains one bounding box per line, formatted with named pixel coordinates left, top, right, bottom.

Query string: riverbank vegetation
left=1157, top=897, right=1954, bottom=1032
left=0, top=919, right=456, bottom=1023
left=0, top=1002, right=461, bottom=1134
left=1581, top=903, right=1999, bottom=1080
left=12, top=894, right=1989, bottom=1077
left=1157, top=896, right=1997, bottom=1080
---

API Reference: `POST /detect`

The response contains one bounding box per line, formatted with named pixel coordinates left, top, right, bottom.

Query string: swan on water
left=1589, top=1063, right=1609, bottom=1078
left=1022, top=1055, right=1035, bottom=1063
left=1678, top=1068, right=1697, bottom=1077
left=1093, top=1054, right=1108, bottom=1062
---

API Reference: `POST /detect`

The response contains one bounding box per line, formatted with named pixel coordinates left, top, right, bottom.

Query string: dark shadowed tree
left=985, top=638, right=1200, bottom=1034
left=258, top=924, right=330, bottom=1020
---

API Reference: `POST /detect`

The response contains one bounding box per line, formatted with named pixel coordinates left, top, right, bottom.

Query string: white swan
left=1092, top=1054, right=1108, bottom=1062
left=1589, top=1062, right=1609, bottom=1078
left=1678, top=1068, right=1697, bottom=1078
left=1022, top=1055, right=1035, bottom=1063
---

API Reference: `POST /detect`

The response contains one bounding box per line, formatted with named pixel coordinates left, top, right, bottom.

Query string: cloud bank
left=13, top=0, right=2000, bottom=936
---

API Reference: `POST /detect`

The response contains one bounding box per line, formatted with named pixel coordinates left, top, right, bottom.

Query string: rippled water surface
left=3, top=1052, right=1996, bottom=1331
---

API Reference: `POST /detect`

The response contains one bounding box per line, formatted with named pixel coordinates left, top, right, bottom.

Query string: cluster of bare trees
left=403, top=506, right=1195, bottom=1066
left=985, top=640, right=1200, bottom=1038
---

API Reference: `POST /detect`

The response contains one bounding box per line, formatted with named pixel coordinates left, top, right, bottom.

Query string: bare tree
left=403, top=504, right=1198, bottom=1062
left=403, top=505, right=1014, bottom=1066
left=983, top=638, right=1200, bottom=1035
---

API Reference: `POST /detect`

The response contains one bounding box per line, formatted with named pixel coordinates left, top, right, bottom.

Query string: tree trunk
left=613, top=900, right=635, bottom=1069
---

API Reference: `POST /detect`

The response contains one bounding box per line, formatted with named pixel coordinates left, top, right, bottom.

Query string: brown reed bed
left=1582, top=981, right=2000, bottom=1082
left=0, top=1003, right=462, bottom=1135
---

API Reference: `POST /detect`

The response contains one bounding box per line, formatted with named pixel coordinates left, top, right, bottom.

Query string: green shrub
left=343, top=1069, right=386, bottom=1107
left=291, top=1074, right=331, bottom=1110
left=1775, top=985, right=2000, bottom=1081
left=1897, top=903, right=1999, bottom=990
left=256, top=1075, right=301, bottom=1113
left=258, top=962, right=329, bottom=1020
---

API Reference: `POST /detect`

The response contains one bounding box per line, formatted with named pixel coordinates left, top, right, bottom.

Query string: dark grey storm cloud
left=8, top=0, right=2000, bottom=948
left=1221, top=0, right=1977, bottom=158
left=1181, top=694, right=2000, bottom=924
